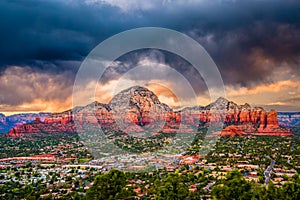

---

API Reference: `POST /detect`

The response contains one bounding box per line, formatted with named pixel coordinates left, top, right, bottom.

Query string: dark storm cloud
left=0, top=0, right=138, bottom=73
left=193, top=21, right=300, bottom=87
left=177, top=0, right=300, bottom=87
left=101, top=49, right=208, bottom=95
left=1, top=0, right=300, bottom=88
left=0, top=66, right=73, bottom=106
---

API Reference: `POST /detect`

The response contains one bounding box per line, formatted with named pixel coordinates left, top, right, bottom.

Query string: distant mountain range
left=0, top=86, right=296, bottom=137
left=278, top=112, right=300, bottom=127
left=0, top=113, right=51, bottom=133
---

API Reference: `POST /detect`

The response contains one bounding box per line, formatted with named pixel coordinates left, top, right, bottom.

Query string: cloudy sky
left=1, top=0, right=300, bottom=115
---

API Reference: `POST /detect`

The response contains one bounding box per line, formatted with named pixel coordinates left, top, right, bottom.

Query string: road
left=205, top=181, right=216, bottom=192
left=264, top=155, right=275, bottom=185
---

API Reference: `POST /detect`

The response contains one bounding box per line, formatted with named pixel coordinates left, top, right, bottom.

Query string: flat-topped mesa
left=5, top=116, right=76, bottom=137
left=44, top=110, right=74, bottom=125
left=0, top=113, right=51, bottom=134
left=6, top=123, right=40, bottom=137
left=220, top=125, right=249, bottom=137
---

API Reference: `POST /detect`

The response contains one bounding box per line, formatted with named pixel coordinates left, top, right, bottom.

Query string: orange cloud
left=227, top=80, right=300, bottom=96
left=0, top=97, right=72, bottom=116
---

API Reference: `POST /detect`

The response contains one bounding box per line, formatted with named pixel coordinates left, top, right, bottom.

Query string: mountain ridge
left=1, top=86, right=293, bottom=137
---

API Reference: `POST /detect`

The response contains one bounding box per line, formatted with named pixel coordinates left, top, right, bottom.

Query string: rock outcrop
left=220, top=125, right=247, bottom=137
left=4, top=86, right=292, bottom=137
left=0, top=113, right=51, bottom=133
left=6, top=115, right=76, bottom=138
left=182, top=98, right=291, bottom=136
left=109, top=86, right=171, bottom=126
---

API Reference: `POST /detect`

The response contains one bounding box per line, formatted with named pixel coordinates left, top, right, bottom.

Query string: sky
left=0, top=0, right=300, bottom=115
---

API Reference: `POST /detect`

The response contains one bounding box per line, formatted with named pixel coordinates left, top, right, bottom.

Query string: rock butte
left=5, top=86, right=292, bottom=137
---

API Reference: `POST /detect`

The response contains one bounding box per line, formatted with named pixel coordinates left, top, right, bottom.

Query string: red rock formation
left=234, top=110, right=239, bottom=123
left=259, top=109, right=267, bottom=129
left=6, top=124, right=40, bottom=137
left=4, top=87, right=292, bottom=138
left=175, top=113, right=181, bottom=123
left=221, top=125, right=247, bottom=137
left=240, top=110, right=250, bottom=123
left=254, top=109, right=292, bottom=136
left=6, top=117, right=76, bottom=138
left=267, top=109, right=279, bottom=128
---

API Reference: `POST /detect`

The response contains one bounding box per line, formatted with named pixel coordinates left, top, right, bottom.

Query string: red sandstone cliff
left=5, top=87, right=292, bottom=137
left=6, top=116, right=76, bottom=138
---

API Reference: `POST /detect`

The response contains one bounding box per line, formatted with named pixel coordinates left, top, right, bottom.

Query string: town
left=1, top=131, right=300, bottom=199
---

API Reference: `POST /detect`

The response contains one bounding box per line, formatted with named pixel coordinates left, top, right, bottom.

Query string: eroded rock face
left=6, top=115, right=76, bottom=137
left=109, top=86, right=171, bottom=126
left=240, top=110, right=250, bottom=123
left=0, top=113, right=51, bottom=134
left=220, top=125, right=247, bottom=137
left=267, top=109, right=279, bottom=128
left=7, top=124, right=39, bottom=137
left=4, top=87, right=292, bottom=137
left=183, top=99, right=269, bottom=126
left=182, top=98, right=291, bottom=136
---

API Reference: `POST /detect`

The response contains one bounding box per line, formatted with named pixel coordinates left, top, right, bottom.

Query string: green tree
left=282, top=181, right=300, bottom=200
left=151, top=172, right=189, bottom=199
left=263, top=182, right=283, bottom=200
left=211, top=169, right=254, bottom=200
left=86, top=169, right=134, bottom=200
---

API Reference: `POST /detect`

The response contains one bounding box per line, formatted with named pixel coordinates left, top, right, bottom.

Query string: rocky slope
left=4, top=86, right=292, bottom=137
left=6, top=113, right=76, bottom=138
left=109, top=86, right=172, bottom=126
left=0, top=113, right=51, bottom=133
left=182, top=97, right=291, bottom=136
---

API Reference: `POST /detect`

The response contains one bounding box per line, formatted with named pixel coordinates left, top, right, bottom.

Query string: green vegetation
left=205, top=136, right=300, bottom=168
left=1, top=133, right=300, bottom=199
left=0, top=133, right=90, bottom=161
left=86, top=169, right=135, bottom=200
left=212, top=170, right=300, bottom=200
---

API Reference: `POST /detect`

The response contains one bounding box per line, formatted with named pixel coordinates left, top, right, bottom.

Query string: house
left=249, top=171, right=258, bottom=177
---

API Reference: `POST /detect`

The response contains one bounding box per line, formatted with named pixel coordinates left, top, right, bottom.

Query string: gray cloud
left=0, top=66, right=73, bottom=106
left=202, top=22, right=300, bottom=86
left=100, top=49, right=208, bottom=96
left=0, top=0, right=300, bottom=108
